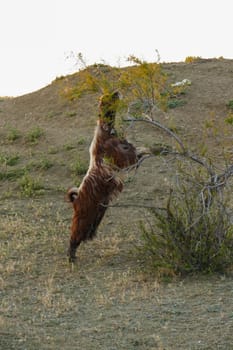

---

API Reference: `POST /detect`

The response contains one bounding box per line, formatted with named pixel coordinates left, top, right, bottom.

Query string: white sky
left=0, top=0, right=232, bottom=96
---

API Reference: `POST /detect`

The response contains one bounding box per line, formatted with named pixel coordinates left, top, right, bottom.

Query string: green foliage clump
left=19, top=174, right=44, bottom=197
left=0, top=154, right=20, bottom=166
left=226, top=100, right=233, bottom=111
left=167, top=98, right=186, bottom=109
left=0, top=168, right=25, bottom=181
left=225, top=113, right=233, bottom=126
left=65, top=111, right=77, bottom=118
left=62, top=57, right=121, bottom=101
left=120, top=56, right=168, bottom=112
left=139, top=181, right=233, bottom=275
left=6, top=127, right=22, bottom=142
left=77, top=137, right=86, bottom=146
left=26, top=127, right=44, bottom=144
left=62, top=54, right=173, bottom=115
left=27, top=158, right=53, bottom=171
left=70, top=159, right=88, bottom=176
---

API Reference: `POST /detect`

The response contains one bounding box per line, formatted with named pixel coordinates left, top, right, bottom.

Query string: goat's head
left=98, top=91, right=121, bottom=134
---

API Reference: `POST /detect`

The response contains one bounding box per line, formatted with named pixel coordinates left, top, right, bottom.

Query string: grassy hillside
left=1, top=59, right=233, bottom=349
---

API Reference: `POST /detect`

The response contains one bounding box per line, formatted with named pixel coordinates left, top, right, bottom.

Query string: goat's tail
left=66, top=187, right=79, bottom=203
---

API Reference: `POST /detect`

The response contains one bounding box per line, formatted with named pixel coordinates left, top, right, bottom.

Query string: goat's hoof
left=68, top=255, right=77, bottom=263
left=68, top=256, right=77, bottom=272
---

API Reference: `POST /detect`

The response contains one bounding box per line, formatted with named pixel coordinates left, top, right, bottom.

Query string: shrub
left=139, top=180, right=233, bottom=275
left=62, top=54, right=171, bottom=115
left=120, top=56, right=168, bottom=112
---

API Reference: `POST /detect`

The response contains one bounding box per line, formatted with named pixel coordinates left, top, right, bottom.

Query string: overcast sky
left=0, top=0, right=232, bottom=96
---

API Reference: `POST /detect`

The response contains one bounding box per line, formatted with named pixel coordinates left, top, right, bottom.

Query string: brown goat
left=67, top=91, right=138, bottom=262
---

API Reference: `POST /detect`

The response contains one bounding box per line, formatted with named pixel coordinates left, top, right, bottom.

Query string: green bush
left=139, top=182, right=233, bottom=275
left=62, top=54, right=170, bottom=114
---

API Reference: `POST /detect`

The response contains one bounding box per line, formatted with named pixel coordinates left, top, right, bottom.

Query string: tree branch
left=125, top=115, right=186, bottom=153
left=125, top=114, right=215, bottom=176
left=123, top=113, right=233, bottom=212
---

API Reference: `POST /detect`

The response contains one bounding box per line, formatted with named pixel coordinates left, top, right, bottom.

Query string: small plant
left=0, top=168, right=25, bottom=181
left=63, top=143, right=76, bottom=151
left=48, top=146, right=59, bottom=154
left=47, top=111, right=56, bottom=118
left=167, top=98, right=186, bottom=109
left=65, top=111, right=77, bottom=118
left=19, top=174, right=44, bottom=197
left=71, top=159, right=88, bottom=175
left=77, top=137, right=86, bottom=145
left=38, top=158, right=53, bottom=170
left=226, top=100, right=233, bottom=111
left=0, top=154, right=20, bottom=166
left=25, top=127, right=44, bottom=144
left=225, top=113, right=233, bottom=125
left=6, top=127, right=22, bottom=142
left=27, top=158, right=53, bottom=171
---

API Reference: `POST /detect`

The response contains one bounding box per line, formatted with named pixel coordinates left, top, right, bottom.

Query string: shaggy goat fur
left=67, top=91, right=138, bottom=262
left=67, top=165, right=123, bottom=261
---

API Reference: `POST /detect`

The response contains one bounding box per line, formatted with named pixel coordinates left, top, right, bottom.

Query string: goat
left=67, top=91, right=138, bottom=262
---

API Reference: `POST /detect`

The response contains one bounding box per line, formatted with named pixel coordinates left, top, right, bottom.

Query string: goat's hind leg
left=67, top=238, right=81, bottom=264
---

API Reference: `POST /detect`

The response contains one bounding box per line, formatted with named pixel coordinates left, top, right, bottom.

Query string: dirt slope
left=1, top=59, right=233, bottom=349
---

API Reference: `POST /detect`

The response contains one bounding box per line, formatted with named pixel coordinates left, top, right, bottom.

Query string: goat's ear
left=111, top=91, right=121, bottom=101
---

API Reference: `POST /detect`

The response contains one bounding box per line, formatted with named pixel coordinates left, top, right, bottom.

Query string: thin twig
left=125, top=115, right=217, bottom=176
left=126, top=115, right=186, bottom=152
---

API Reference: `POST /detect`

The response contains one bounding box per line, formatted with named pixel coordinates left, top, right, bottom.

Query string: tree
left=63, top=54, right=233, bottom=274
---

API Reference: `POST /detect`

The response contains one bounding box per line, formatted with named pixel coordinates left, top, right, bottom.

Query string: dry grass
left=1, top=59, right=233, bottom=349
